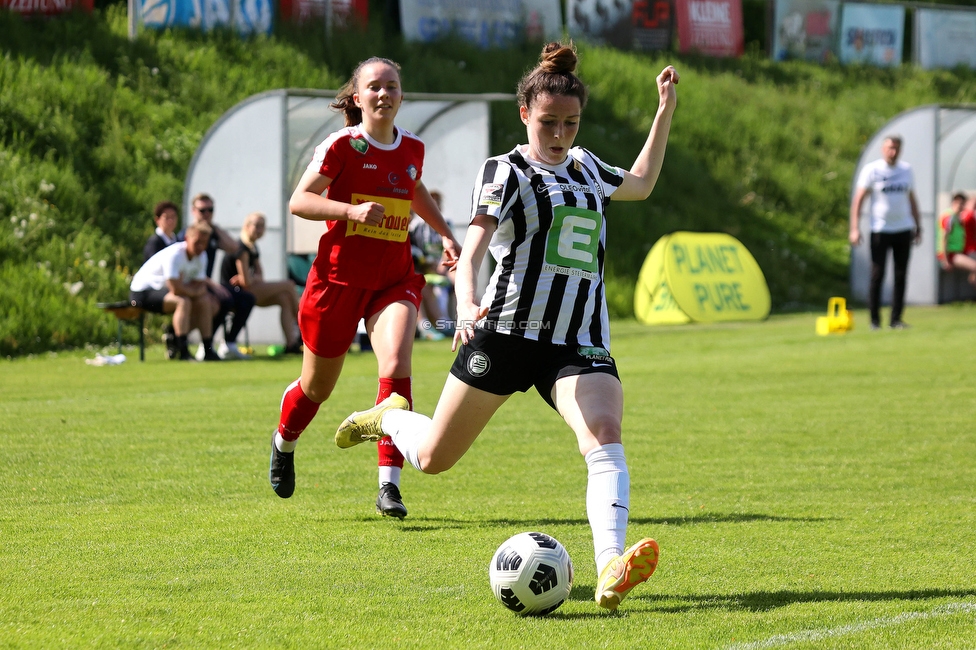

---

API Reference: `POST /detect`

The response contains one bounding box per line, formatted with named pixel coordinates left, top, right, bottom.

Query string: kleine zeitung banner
left=675, top=0, right=744, bottom=57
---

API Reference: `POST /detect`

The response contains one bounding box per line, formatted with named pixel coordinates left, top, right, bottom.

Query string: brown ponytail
left=331, top=57, right=402, bottom=127
left=516, top=42, right=588, bottom=112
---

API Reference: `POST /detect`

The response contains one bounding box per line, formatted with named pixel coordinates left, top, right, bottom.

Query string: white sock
left=275, top=432, right=297, bottom=453
left=585, top=443, right=629, bottom=576
left=383, top=409, right=432, bottom=471
left=378, top=465, right=401, bottom=488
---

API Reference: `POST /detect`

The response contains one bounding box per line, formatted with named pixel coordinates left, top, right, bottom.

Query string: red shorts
left=298, top=273, right=425, bottom=358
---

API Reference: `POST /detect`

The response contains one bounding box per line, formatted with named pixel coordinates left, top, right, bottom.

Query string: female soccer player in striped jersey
left=268, top=57, right=461, bottom=520
left=336, top=42, right=678, bottom=610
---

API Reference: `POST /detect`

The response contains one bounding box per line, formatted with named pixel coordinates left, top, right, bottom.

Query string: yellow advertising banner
left=634, top=235, right=692, bottom=325
left=634, top=232, right=770, bottom=324
left=663, top=232, right=770, bottom=322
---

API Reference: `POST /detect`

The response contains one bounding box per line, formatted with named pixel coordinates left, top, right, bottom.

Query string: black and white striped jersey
left=470, top=144, right=625, bottom=349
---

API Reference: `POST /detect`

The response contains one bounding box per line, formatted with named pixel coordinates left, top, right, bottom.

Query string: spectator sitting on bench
left=142, top=200, right=182, bottom=358
left=143, top=200, right=181, bottom=262
left=221, top=212, right=303, bottom=354
left=938, top=191, right=976, bottom=288
left=179, top=192, right=255, bottom=359
left=130, top=221, right=221, bottom=361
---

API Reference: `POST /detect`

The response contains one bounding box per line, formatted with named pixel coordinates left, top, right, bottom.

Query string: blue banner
left=139, top=0, right=273, bottom=34
left=399, top=0, right=561, bottom=48
left=839, top=3, right=903, bottom=66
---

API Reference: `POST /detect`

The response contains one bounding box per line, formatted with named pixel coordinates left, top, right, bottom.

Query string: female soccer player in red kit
left=269, top=57, right=461, bottom=518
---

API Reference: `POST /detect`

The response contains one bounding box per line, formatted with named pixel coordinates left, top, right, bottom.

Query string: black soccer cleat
left=376, top=482, right=407, bottom=519
left=269, top=434, right=295, bottom=499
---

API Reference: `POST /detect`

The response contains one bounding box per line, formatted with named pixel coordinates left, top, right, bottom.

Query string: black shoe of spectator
left=163, top=329, right=178, bottom=360
left=284, top=342, right=303, bottom=355
left=203, top=348, right=222, bottom=361
left=376, top=482, right=407, bottom=519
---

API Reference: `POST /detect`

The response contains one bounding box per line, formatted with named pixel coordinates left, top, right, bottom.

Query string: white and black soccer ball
left=488, top=532, right=573, bottom=616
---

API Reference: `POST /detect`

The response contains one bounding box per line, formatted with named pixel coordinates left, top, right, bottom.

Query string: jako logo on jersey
left=406, top=165, right=418, bottom=181
left=363, top=163, right=377, bottom=170
left=389, top=172, right=400, bottom=185
left=467, top=352, right=491, bottom=377
left=350, top=138, right=369, bottom=154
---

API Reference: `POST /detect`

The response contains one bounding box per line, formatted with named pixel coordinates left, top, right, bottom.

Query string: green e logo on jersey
left=544, top=205, right=602, bottom=280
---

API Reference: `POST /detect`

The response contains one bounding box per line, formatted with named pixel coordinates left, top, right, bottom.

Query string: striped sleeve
left=471, top=158, right=519, bottom=223
left=582, top=148, right=625, bottom=198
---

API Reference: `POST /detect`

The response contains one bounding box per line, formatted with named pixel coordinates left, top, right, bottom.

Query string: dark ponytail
left=516, top=42, right=588, bottom=112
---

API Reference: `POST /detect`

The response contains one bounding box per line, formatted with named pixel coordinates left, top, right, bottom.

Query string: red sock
left=277, top=378, right=321, bottom=441
left=377, top=377, right=411, bottom=467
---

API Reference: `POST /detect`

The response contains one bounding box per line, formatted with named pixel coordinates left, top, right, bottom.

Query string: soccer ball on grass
left=488, top=532, right=573, bottom=615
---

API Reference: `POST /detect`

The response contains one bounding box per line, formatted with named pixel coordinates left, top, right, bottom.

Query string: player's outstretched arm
left=452, top=215, right=495, bottom=350
left=613, top=65, right=679, bottom=202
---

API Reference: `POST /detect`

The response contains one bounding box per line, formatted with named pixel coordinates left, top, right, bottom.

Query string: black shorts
left=129, top=288, right=170, bottom=314
left=450, top=328, right=620, bottom=410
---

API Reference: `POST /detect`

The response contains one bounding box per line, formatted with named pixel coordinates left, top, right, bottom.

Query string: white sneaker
left=220, top=341, right=251, bottom=360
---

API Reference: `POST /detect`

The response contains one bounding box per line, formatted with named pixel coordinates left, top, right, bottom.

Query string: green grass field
left=3, top=307, right=976, bottom=648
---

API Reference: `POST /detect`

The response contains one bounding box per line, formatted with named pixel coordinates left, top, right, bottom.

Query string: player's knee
left=592, top=419, right=622, bottom=446
left=302, top=381, right=333, bottom=404
left=418, top=452, right=455, bottom=475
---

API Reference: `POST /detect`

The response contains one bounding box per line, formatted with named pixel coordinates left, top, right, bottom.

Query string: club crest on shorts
left=467, top=351, right=491, bottom=377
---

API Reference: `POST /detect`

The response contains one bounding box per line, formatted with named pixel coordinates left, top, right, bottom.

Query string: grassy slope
left=1, top=7, right=975, bottom=354
left=1, top=306, right=975, bottom=647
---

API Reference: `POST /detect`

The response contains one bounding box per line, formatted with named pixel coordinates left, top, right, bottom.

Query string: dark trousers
left=869, top=230, right=913, bottom=326
left=214, top=284, right=256, bottom=343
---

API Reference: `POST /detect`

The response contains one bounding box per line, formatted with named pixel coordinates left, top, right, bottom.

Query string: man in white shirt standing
left=129, top=222, right=221, bottom=361
left=849, top=135, right=922, bottom=330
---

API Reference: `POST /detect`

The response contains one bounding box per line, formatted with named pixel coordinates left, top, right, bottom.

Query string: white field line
left=726, top=602, right=976, bottom=649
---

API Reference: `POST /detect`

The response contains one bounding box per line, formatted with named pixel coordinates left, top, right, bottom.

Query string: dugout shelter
left=184, top=89, right=512, bottom=344
left=850, top=105, right=976, bottom=306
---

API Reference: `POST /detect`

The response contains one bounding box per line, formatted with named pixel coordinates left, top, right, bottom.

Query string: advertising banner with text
left=2, top=0, right=92, bottom=14
left=915, top=8, right=976, bottom=71
left=772, top=0, right=839, bottom=63
left=279, top=0, right=367, bottom=27
left=568, top=0, right=672, bottom=52
left=139, top=0, right=273, bottom=33
left=839, top=3, right=904, bottom=67
left=400, top=0, right=561, bottom=48
left=675, top=0, right=743, bottom=57
left=635, top=232, right=770, bottom=324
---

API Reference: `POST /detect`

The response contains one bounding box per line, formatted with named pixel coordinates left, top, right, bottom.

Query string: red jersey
left=962, top=209, right=976, bottom=255
left=305, top=125, right=425, bottom=291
